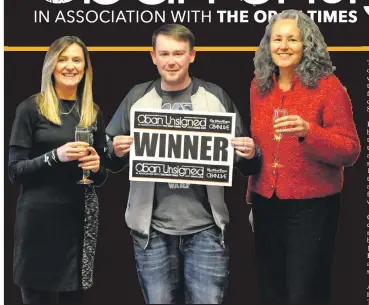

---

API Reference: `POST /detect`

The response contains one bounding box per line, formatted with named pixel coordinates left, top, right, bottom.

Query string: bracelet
left=52, top=149, right=60, bottom=163
left=44, top=150, right=59, bottom=167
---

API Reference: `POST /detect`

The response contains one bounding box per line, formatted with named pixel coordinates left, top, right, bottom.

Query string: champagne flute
left=75, top=126, right=93, bottom=185
left=272, top=108, right=288, bottom=168
left=273, top=108, right=288, bottom=141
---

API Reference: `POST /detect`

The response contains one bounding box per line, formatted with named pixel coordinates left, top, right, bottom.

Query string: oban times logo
left=239, top=0, right=369, bottom=17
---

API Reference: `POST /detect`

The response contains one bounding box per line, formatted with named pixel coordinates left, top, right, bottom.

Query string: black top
left=8, top=96, right=107, bottom=291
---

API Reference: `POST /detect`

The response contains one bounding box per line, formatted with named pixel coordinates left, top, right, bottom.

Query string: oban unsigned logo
left=135, top=163, right=204, bottom=178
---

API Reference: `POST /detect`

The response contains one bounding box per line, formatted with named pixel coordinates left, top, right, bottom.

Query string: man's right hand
left=113, top=136, right=134, bottom=157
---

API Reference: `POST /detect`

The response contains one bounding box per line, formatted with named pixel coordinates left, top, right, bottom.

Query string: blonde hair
left=37, top=36, right=97, bottom=126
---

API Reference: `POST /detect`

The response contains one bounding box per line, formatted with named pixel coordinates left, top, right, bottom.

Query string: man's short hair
left=152, top=24, right=195, bottom=50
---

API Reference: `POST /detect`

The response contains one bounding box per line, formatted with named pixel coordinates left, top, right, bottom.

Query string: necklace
left=59, top=101, right=77, bottom=115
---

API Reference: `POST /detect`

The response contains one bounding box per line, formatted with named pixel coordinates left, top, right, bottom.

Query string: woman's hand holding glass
left=273, top=109, right=288, bottom=141
left=274, top=115, right=310, bottom=138
left=57, top=142, right=89, bottom=162
left=78, top=147, right=100, bottom=173
left=56, top=141, right=100, bottom=182
left=75, top=126, right=95, bottom=184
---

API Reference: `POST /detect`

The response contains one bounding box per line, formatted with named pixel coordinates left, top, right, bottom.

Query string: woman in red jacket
left=248, top=9, right=360, bottom=304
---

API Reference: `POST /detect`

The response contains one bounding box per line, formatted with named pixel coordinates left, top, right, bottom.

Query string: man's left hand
left=231, top=137, right=256, bottom=159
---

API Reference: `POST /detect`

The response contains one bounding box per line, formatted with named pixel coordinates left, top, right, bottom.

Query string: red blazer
left=248, top=74, right=360, bottom=199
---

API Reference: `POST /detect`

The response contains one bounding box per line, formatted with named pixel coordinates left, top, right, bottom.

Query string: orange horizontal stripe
left=4, top=46, right=369, bottom=52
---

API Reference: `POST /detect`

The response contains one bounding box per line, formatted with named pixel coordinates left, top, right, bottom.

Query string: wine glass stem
left=275, top=139, right=281, bottom=166
left=82, top=169, right=89, bottom=180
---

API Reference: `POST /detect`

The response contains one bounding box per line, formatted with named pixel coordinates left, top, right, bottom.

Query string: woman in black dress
left=8, top=36, right=107, bottom=304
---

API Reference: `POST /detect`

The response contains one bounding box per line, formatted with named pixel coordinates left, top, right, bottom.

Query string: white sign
left=129, top=108, right=236, bottom=186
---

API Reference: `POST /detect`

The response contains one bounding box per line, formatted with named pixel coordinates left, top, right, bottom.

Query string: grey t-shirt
left=151, top=82, right=215, bottom=235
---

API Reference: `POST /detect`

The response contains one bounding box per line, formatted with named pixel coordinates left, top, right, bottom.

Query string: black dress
left=8, top=96, right=107, bottom=291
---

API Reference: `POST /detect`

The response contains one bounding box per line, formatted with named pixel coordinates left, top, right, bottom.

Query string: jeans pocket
left=201, top=226, right=221, bottom=241
left=131, top=232, right=140, bottom=247
left=149, top=229, right=159, bottom=239
left=130, top=230, right=148, bottom=250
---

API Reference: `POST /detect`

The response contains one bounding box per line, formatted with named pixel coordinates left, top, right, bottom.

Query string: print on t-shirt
left=161, top=98, right=193, bottom=189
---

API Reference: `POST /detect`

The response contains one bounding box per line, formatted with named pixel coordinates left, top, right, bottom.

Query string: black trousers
left=21, top=287, right=84, bottom=305
left=252, top=192, right=340, bottom=305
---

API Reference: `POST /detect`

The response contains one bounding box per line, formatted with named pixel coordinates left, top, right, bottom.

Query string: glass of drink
left=273, top=108, right=288, bottom=141
left=75, top=126, right=93, bottom=184
left=272, top=108, right=288, bottom=168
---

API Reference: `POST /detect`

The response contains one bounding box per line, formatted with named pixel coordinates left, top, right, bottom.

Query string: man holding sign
left=106, top=24, right=261, bottom=304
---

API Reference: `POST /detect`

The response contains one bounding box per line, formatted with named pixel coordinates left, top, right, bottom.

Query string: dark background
left=4, top=0, right=369, bottom=304
left=4, top=0, right=369, bottom=46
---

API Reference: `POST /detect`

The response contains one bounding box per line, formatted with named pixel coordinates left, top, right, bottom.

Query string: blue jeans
left=133, top=226, right=230, bottom=304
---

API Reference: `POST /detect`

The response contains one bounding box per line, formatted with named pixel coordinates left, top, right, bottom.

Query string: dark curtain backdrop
left=4, top=0, right=369, bottom=304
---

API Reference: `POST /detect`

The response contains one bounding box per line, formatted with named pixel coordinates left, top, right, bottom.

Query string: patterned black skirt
left=13, top=185, right=99, bottom=291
